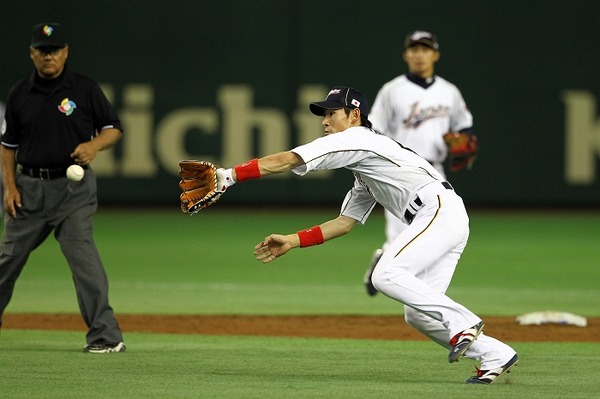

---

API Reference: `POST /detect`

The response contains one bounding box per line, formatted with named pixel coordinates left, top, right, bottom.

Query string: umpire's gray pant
left=0, top=168, right=123, bottom=345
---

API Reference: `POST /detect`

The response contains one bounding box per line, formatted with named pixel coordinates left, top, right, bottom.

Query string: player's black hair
left=361, top=116, right=373, bottom=129
left=343, top=107, right=373, bottom=129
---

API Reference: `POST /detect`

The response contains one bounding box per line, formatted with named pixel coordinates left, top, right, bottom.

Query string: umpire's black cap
left=31, top=22, right=67, bottom=48
left=309, top=87, right=370, bottom=118
left=404, top=30, right=439, bottom=51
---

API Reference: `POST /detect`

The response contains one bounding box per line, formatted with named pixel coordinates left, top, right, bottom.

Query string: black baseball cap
left=309, top=86, right=370, bottom=118
left=31, top=22, right=67, bottom=48
left=404, top=30, right=439, bottom=51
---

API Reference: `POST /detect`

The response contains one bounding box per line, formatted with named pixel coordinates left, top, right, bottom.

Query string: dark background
left=1, top=0, right=599, bottom=207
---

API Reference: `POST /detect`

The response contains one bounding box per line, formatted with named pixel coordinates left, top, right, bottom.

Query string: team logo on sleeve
left=58, top=98, right=77, bottom=116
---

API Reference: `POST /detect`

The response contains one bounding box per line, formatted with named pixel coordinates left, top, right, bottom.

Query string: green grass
left=2, top=208, right=600, bottom=398
left=5, top=208, right=600, bottom=316
left=0, top=330, right=599, bottom=399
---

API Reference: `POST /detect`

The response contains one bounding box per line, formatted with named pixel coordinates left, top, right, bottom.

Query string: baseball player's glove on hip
left=178, top=160, right=226, bottom=214
left=443, top=131, right=479, bottom=172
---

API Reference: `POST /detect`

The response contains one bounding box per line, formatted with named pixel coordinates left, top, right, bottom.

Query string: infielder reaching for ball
left=210, top=86, right=517, bottom=384
left=363, top=30, right=478, bottom=296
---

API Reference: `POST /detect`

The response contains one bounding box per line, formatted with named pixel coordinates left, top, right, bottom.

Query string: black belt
left=404, top=181, right=453, bottom=224
left=20, top=165, right=87, bottom=180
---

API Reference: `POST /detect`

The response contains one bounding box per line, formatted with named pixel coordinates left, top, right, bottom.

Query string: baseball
left=66, top=165, right=85, bottom=181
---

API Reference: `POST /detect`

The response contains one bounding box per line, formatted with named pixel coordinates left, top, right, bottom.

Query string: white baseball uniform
left=369, top=74, right=473, bottom=249
left=292, top=127, right=515, bottom=369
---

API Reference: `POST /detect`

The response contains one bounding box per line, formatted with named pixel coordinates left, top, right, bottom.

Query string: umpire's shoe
left=448, top=321, right=484, bottom=363
left=466, top=354, right=519, bottom=384
left=363, top=249, right=383, bottom=296
left=84, top=341, right=126, bottom=354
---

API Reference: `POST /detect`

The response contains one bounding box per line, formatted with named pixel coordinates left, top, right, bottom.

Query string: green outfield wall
left=1, top=1, right=599, bottom=206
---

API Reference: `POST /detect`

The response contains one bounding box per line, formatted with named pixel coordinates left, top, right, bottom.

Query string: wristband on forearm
left=234, top=158, right=261, bottom=181
left=297, top=226, right=324, bottom=248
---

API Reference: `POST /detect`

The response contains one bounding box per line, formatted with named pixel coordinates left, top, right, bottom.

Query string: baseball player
left=212, top=86, right=518, bottom=384
left=363, top=30, right=478, bottom=296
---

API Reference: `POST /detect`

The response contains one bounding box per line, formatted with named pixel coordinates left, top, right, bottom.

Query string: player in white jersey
left=216, top=86, right=517, bottom=384
left=364, top=30, right=478, bottom=296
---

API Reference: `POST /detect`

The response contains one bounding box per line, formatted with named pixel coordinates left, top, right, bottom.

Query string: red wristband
left=234, top=159, right=261, bottom=182
left=297, top=226, right=324, bottom=248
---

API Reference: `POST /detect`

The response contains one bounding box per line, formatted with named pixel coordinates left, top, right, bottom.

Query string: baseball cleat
left=448, top=321, right=484, bottom=363
left=363, top=249, right=383, bottom=296
left=466, top=354, right=519, bottom=384
left=84, top=341, right=126, bottom=353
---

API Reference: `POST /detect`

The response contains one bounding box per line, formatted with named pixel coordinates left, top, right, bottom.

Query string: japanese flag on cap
left=309, top=86, right=370, bottom=118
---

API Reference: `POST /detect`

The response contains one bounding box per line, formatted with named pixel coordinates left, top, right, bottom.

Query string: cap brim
left=406, top=39, right=437, bottom=50
left=309, top=100, right=346, bottom=116
left=31, top=40, right=66, bottom=48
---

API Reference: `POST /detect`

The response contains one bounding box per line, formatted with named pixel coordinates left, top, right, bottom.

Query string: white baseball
left=66, top=165, right=85, bottom=181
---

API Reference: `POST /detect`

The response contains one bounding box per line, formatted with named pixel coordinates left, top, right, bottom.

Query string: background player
left=364, top=30, right=477, bottom=295
left=212, top=86, right=517, bottom=384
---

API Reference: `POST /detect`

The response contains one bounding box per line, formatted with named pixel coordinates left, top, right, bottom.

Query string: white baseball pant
left=371, top=182, right=516, bottom=369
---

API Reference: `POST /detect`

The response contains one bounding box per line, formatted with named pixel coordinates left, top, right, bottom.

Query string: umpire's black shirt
left=1, top=66, right=122, bottom=168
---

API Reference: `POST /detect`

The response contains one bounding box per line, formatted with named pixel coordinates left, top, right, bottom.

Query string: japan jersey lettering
left=369, top=75, right=472, bottom=163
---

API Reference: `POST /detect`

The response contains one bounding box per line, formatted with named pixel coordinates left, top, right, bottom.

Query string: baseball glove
left=178, top=160, right=224, bottom=214
left=443, top=131, right=479, bottom=172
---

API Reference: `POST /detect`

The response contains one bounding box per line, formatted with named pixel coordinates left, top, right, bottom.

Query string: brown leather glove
left=178, top=160, right=224, bottom=214
left=443, top=132, right=479, bottom=172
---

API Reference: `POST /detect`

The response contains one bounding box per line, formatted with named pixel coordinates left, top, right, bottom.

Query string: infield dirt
left=3, top=314, right=599, bottom=342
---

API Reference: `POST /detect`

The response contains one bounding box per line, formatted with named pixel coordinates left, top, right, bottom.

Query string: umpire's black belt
left=20, top=165, right=87, bottom=180
left=404, top=181, right=453, bottom=224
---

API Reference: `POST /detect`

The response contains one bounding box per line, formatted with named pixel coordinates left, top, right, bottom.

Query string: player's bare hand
left=254, top=234, right=293, bottom=263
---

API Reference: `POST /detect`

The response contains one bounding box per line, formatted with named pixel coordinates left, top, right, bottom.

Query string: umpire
left=0, top=23, right=125, bottom=353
